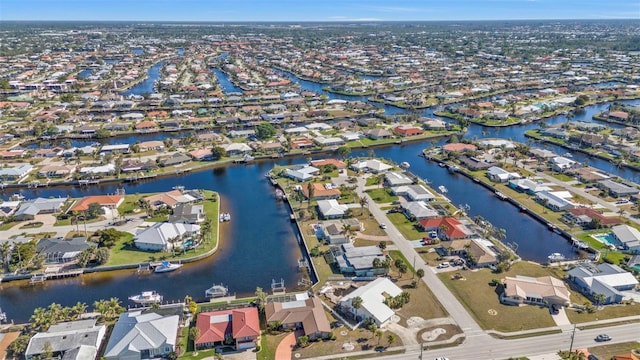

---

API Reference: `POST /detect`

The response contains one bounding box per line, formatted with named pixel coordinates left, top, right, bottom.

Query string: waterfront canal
left=1, top=64, right=639, bottom=323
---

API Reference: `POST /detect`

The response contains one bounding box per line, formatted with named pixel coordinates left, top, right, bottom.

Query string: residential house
left=322, top=223, right=349, bottom=244
left=121, top=159, right=158, bottom=173
left=567, top=263, right=638, bottom=304
left=0, top=164, right=33, bottom=181
left=222, top=143, right=252, bottom=156
left=393, top=126, right=423, bottom=137
left=611, top=225, right=640, bottom=253
left=561, top=208, right=623, bottom=228
left=441, top=238, right=498, bottom=268
left=384, top=171, right=413, bottom=187
left=350, top=159, right=392, bottom=173
left=284, top=165, right=320, bottom=182
left=70, top=195, right=124, bottom=212
left=37, top=165, right=74, bottom=178
left=104, top=310, right=180, bottom=360
left=340, top=278, right=402, bottom=326
left=195, top=308, right=260, bottom=350
left=400, top=201, right=439, bottom=220
left=608, top=111, right=630, bottom=122
left=392, top=184, right=436, bottom=202
left=134, top=222, right=200, bottom=252
left=188, top=148, right=213, bottom=161
left=301, top=182, right=341, bottom=200
left=25, top=319, right=106, bottom=360
left=508, top=178, right=553, bottom=195
left=422, top=118, right=447, bottom=130
left=134, top=121, right=158, bottom=132
left=14, top=197, right=66, bottom=221
left=317, top=199, right=349, bottom=219
left=458, top=156, right=495, bottom=171
left=570, top=134, right=606, bottom=148
left=535, top=191, right=575, bottom=212
left=550, top=156, right=578, bottom=172
left=100, top=144, right=130, bottom=155
left=36, top=236, right=95, bottom=263
left=333, top=243, right=387, bottom=276
left=168, top=203, right=205, bottom=224
left=138, top=140, right=165, bottom=152
left=486, top=166, right=522, bottom=183
left=541, top=128, right=570, bottom=139
left=310, top=159, right=347, bottom=169
left=79, top=164, right=116, bottom=176
left=265, top=295, right=331, bottom=341
left=365, top=128, right=392, bottom=140
left=597, top=180, right=639, bottom=198
left=500, top=276, right=571, bottom=307
left=568, top=167, right=610, bottom=183
left=441, top=143, right=477, bottom=153
left=314, top=137, right=345, bottom=147
left=158, top=153, right=191, bottom=167
left=291, top=138, right=315, bottom=149
left=143, top=189, right=202, bottom=209
left=419, top=217, right=476, bottom=240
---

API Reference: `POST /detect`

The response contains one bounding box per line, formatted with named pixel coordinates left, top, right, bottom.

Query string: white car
left=379, top=223, right=387, bottom=229
left=434, top=357, right=450, bottom=360
left=436, top=262, right=450, bottom=269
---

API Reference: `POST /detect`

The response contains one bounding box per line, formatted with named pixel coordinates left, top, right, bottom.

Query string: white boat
left=219, top=213, right=231, bottom=222
left=547, top=253, right=566, bottom=262
left=154, top=261, right=183, bottom=273
left=438, top=185, right=448, bottom=194
left=205, top=283, right=229, bottom=298
left=128, top=291, right=163, bottom=304
left=438, top=163, right=446, bottom=168
left=400, top=161, right=410, bottom=169
left=275, top=188, right=284, bottom=200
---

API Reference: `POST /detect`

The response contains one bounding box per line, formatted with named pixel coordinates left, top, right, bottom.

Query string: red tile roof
left=195, top=308, right=260, bottom=345
left=419, top=217, right=468, bottom=239
left=442, top=143, right=477, bottom=152
left=70, top=195, right=124, bottom=212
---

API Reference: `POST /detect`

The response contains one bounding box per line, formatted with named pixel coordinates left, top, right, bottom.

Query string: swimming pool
left=592, top=233, right=620, bottom=247
left=182, top=240, right=194, bottom=248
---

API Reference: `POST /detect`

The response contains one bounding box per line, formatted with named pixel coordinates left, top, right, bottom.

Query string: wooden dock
left=30, top=268, right=84, bottom=284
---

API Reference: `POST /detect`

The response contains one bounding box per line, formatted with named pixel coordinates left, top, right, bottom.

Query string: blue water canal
left=1, top=64, right=639, bottom=322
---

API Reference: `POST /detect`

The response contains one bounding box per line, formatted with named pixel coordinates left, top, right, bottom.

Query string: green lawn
left=366, top=188, right=399, bottom=204
left=386, top=212, right=426, bottom=240
left=0, top=221, right=19, bottom=230
left=566, top=303, right=640, bottom=324
left=257, top=332, right=286, bottom=360
left=588, top=341, right=640, bottom=360
left=104, top=192, right=219, bottom=267
left=575, top=231, right=629, bottom=266
left=438, top=262, right=561, bottom=332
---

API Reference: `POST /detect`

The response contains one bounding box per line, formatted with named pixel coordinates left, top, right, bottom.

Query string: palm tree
left=351, top=296, right=363, bottom=320
left=71, top=302, right=88, bottom=320
left=189, top=327, right=201, bottom=353
left=359, top=196, right=369, bottom=216
left=386, top=333, right=396, bottom=347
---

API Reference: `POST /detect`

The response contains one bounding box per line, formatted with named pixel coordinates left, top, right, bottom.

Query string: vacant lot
left=386, top=212, right=426, bottom=240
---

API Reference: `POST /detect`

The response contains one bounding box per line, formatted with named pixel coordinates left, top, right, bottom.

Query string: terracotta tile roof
left=71, top=195, right=124, bottom=212
left=195, top=308, right=260, bottom=345
left=310, top=159, right=347, bottom=169
left=301, top=183, right=341, bottom=199
left=442, top=143, right=477, bottom=152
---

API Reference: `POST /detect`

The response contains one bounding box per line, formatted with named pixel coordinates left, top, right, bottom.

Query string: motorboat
left=219, top=213, right=231, bottom=222
left=438, top=185, right=448, bottom=194
left=128, top=291, right=163, bottom=304
left=547, top=253, right=566, bottom=262
left=205, top=283, right=229, bottom=298
left=400, top=161, right=410, bottom=169
left=154, top=261, right=183, bottom=273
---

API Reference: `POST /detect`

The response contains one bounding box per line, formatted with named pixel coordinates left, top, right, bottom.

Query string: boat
left=448, top=165, right=459, bottom=173
left=154, top=261, right=183, bottom=273
left=438, top=185, right=448, bottom=194
left=547, top=253, right=566, bottom=262
left=219, top=213, right=231, bottom=222
left=573, top=240, right=589, bottom=250
left=128, top=291, right=163, bottom=304
left=495, top=191, right=507, bottom=200
left=423, top=178, right=432, bottom=184
left=205, top=283, right=229, bottom=298
left=275, top=188, right=284, bottom=200
left=400, top=161, right=410, bottom=169
left=438, top=163, right=446, bottom=168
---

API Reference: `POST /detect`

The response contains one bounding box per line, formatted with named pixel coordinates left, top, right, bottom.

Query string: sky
left=2, top=0, right=639, bottom=22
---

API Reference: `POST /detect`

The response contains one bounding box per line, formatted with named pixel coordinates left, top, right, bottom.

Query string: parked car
left=434, top=357, right=450, bottom=360
left=550, top=304, right=559, bottom=314
left=595, top=334, right=611, bottom=342
left=374, top=346, right=386, bottom=352
left=379, top=223, right=387, bottom=229
left=436, top=262, right=450, bottom=269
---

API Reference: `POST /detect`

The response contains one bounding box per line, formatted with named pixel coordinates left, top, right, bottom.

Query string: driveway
left=275, top=332, right=296, bottom=360
left=551, top=307, right=571, bottom=327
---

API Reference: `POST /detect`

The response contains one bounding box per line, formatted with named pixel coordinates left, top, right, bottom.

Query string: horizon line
left=1, top=18, right=637, bottom=23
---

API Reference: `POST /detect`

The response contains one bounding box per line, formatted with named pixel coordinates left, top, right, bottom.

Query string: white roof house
left=317, top=199, right=348, bottom=219
left=80, top=163, right=116, bottom=174
left=400, top=201, right=439, bottom=220
left=550, top=156, right=577, bottom=172
left=385, top=171, right=413, bottom=187
left=340, top=277, right=403, bottom=326
left=611, top=225, right=640, bottom=252
left=25, top=319, right=106, bottom=360
left=486, top=166, right=521, bottom=182
left=535, top=191, right=575, bottom=211
left=568, top=263, right=638, bottom=304
left=134, top=222, right=200, bottom=252
left=392, top=184, right=436, bottom=202
left=284, top=165, right=319, bottom=181
left=350, top=159, right=392, bottom=174
left=104, top=310, right=180, bottom=360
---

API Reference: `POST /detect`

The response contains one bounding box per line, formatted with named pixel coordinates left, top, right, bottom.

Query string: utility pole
left=419, top=341, right=423, bottom=360
left=568, top=324, right=576, bottom=353
left=413, top=256, right=416, bottom=279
